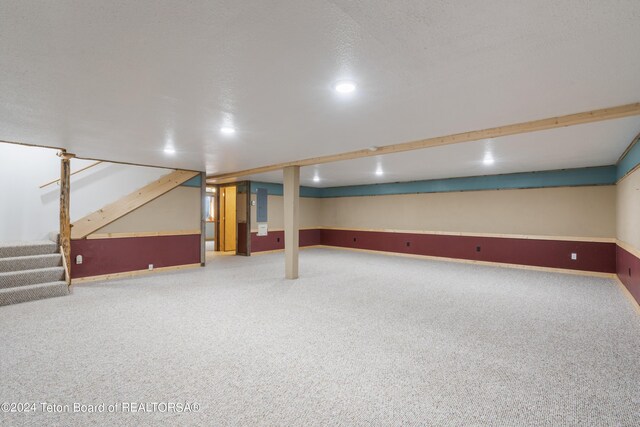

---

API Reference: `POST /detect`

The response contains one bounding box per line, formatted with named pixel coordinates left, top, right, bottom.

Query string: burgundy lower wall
left=250, top=229, right=322, bottom=252
left=71, top=234, right=201, bottom=279
left=322, top=229, right=615, bottom=273
left=250, top=228, right=615, bottom=273
left=72, top=228, right=625, bottom=287
left=616, top=245, right=640, bottom=305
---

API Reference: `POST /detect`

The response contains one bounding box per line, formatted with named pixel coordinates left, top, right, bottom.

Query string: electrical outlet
left=148, top=264, right=154, bottom=270
left=406, top=242, right=411, bottom=247
left=571, top=253, right=577, bottom=260
left=75, top=254, right=83, bottom=265
left=476, top=246, right=481, bottom=252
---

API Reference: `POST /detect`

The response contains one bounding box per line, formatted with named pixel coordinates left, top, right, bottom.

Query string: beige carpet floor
left=1, top=248, right=639, bottom=426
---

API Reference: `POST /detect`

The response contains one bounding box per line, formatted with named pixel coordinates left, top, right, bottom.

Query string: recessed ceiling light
left=220, top=126, right=236, bottom=135
left=313, top=175, right=320, bottom=183
left=375, top=166, right=384, bottom=176
left=334, top=81, right=356, bottom=94
left=164, top=147, right=176, bottom=155
left=483, top=153, right=494, bottom=165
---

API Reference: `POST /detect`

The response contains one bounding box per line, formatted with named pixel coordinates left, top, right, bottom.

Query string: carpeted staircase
left=0, top=241, right=69, bottom=306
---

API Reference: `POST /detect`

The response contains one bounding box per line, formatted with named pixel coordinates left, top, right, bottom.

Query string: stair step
left=0, top=281, right=68, bottom=306
left=0, top=267, right=65, bottom=289
left=0, top=241, right=58, bottom=258
left=0, top=254, right=62, bottom=273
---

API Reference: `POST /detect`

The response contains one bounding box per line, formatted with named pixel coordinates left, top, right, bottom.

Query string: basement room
left=1, top=1, right=639, bottom=426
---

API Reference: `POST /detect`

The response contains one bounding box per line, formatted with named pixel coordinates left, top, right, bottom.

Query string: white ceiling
left=1, top=1, right=640, bottom=185
left=248, top=116, right=640, bottom=187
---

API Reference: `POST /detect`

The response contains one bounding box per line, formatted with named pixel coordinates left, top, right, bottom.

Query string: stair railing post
left=58, top=151, right=74, bottom=283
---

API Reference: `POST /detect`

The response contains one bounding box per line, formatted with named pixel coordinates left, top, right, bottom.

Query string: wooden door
left=222, top=186, right=237, bottom=252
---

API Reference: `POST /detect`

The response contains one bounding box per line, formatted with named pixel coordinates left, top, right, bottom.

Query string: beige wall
left=320, top=185, right=616, bottom=238
left=250, top=194, right=321, bottom=231
left=617, top=168, right=640, bottom=249
left=96, top=186, right=201, bottom=234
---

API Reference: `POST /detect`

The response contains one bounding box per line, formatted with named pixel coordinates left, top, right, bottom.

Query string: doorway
left=219, top=185, right=237, bottom=252
left=205, top=187, right=216, bottom=252
left=214, top=182, right=251, bottom=256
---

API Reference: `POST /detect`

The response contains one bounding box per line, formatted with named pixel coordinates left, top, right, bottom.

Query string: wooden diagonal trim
left=207, top=102, right=640, bottom=182
left=86, top=229, right=202, bottom=240
left=71, top=169, right=199, bottom=239
left=40, top=161, right=102, bottom=188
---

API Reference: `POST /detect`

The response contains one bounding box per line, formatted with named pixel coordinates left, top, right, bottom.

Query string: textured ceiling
left=248, top=116, right=640, bottom=186
left=1, top=1, right=639, bottom=184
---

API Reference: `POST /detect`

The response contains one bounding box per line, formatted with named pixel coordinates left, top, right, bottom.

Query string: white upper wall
left=0, top=143, right=170, bottom=242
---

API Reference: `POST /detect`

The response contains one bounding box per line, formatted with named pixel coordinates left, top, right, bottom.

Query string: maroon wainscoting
left=616, top=245, right=640, bottom=305
left=250, top=228, right=614, bottom=273
left=321, top=229, right=616, bottom=273
left=71, top=234, right=201, bottom=279
left=251, top=229, right=322, bottom=252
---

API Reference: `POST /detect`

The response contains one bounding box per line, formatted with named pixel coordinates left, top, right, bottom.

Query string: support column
left=283, top=166, right=300, bottom=279
left=59, top=151, right=73, bottom=279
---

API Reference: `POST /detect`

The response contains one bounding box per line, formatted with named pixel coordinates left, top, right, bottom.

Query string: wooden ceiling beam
left=206, top=102, right=640, bottom=182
